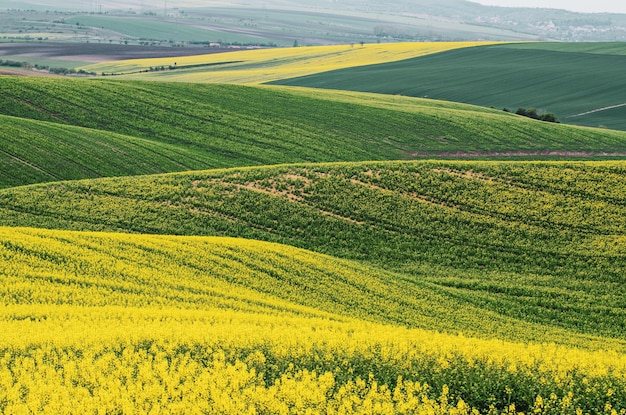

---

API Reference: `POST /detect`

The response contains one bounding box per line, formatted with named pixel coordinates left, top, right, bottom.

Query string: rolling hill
left=2, top=159, right=626, bottom=413
left=0, top=114, right=209, bottom=189
left=2, top=76, right=626, bottom=188
left=272, top=42, right=626, bottom=131
left=1, top=225, right=625, bottom=414
left=1, top=225, right=591, bottom=344
left=2, top=160, right=625, bottom=344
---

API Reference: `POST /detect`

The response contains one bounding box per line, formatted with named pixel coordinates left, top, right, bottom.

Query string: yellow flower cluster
left=1, top=226, right=626, bottom=413
left=2, top=324, right=626, bottom=414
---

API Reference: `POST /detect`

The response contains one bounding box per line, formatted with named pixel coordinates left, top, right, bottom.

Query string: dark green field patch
left=0, top=114, right=208, bottom=189
left=271, top=42, right=626, bottom=131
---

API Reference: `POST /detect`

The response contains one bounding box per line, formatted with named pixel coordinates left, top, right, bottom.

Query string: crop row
left=0, top=114, right=205, bottom=189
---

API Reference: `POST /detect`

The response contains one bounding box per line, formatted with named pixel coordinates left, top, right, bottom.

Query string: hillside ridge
left=2, top=77, right=626, bottom=188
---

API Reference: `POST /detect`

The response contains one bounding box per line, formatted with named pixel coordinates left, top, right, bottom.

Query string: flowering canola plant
left=1, top=226, right=625, bottom=414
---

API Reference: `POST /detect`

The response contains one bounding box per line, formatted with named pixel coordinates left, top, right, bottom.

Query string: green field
left=272, top=42, right=626, bottom=131
left=0, top=114, right=209, bottom=188
left=2, top=76, right=626, bottom=189
left=64, top=15, right=268, bottom=45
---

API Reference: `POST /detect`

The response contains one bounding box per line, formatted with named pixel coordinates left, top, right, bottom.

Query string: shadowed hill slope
left=0, top=114, right=210, bottom=189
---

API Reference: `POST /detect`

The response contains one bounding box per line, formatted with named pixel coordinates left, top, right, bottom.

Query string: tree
left=516, top=107, right=539, bottom=120
left=513, top=107, right=559, bottom=123
left=540, top=113, right=559, bottom=123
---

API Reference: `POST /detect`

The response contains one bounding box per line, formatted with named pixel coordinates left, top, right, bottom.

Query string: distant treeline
left=0, top=59, right=27, bottom=68
left=0, top=59, right=95, bottom=75
left=46, top=67, right=96, bottom=75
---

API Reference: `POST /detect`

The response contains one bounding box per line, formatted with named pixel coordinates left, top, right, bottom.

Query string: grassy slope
left=271, top=42, right=626, bottom=131
left=0, top=114, right=212, bottom=189
left=2, top=160, right=625, bottom=345
left=2, top=76, right=626, bottom=189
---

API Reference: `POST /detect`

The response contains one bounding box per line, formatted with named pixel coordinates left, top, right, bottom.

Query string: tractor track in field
left=0, top=149, right=60, bottom=180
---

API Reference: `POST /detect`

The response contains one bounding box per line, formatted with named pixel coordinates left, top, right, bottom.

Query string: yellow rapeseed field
left=3, top=307, right=626, bottom=414
left=81, top=41, right=497, bottom=84
left=1, top=227, right=625, bottom=414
